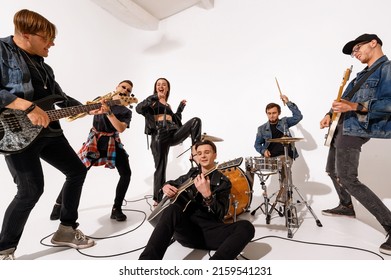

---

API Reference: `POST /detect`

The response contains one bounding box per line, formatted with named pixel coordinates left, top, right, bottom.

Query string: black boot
left=110, top=207, right=127, bottom=222
left=50, top=204, right=61, bottom=220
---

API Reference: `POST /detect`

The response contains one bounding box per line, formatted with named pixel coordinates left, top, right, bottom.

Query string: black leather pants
left=150, top=117, right=201, bottom=202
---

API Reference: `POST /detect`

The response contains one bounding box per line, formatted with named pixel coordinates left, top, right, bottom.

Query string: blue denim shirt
left=0, top=36, right=80, bottom=109
left=342, top=55, right=391, bottom=138
left=254, top=101, right=303, bottom=159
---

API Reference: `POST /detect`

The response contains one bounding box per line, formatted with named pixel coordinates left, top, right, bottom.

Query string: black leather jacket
left=136, top=94, right=185, bottom=135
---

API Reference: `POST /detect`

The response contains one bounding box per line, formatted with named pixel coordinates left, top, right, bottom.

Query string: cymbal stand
left=281, top=142, right=322, bottom=238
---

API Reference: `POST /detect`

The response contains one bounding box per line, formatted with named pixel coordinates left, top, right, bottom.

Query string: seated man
left=139, top=140, right=255, bottom=260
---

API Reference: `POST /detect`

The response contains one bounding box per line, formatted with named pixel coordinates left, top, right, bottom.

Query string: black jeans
left=326, top=145, right=391, bottom=232
left=151, top=117, right=201, bottom=202
left=139, top=202, right=255, bottom=260
left=54, top=143, right=131, bottom=208
left=0, top=136, right=87, bottom=251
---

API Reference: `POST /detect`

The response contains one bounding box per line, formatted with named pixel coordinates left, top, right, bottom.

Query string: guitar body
left=148, top=177, right=195, bottom=227
left=324, top=113, right=341, bottom=147
left=148, top=189, right=194, bottom=227
left=0, top=95, right=64, bottom=154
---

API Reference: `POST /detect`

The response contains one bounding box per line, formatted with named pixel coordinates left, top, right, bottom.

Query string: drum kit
left=188, top=133, right=322, bottom=238
left=246, top=136, right=322, bottom=238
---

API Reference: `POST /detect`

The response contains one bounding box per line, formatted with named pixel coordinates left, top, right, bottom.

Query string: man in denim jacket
left=0, top=9, right=95, bottom=260
left=254, top=95, right=303, bottom=160
left=320, top=33, right=391, bottom=256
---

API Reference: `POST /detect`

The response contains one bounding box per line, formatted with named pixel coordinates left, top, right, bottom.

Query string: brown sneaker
left=0, top=247, right=15, bottom=260
left=51, top=224, right=95, bottom=249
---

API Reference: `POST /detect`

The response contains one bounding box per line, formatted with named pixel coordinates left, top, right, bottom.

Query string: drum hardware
left=201, top=133, right=224, bottom=142
left=246, top=157, right=283, bottom=224
left=267, top=136, right=322, bottom=238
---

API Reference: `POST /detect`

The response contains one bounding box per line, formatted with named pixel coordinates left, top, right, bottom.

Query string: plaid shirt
left=77, top=127, right=124, bottom=169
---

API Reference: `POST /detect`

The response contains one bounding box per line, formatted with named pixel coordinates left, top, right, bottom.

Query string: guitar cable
left=237, top=235, right=385, bottom=260
left=39, top=196, right=153, bottom=258
left=38, top=196, right=385, bottom=260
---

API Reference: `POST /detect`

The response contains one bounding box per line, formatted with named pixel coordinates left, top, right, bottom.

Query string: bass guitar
left=324, top=66, right=353, bottom=146
left=0, top=94, right=137, bottom=154
left=148, top=157, right=243, bottom=226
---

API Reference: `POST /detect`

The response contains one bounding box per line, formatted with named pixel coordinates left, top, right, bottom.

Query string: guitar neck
left=331, top=66, right=353, bottom=121
left=177, top=166, right=217, bottom=193
left=46, top=99, right=121, bottom=122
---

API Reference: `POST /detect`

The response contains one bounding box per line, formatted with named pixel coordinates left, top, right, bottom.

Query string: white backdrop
left=1, top=0, right=391, bottom=234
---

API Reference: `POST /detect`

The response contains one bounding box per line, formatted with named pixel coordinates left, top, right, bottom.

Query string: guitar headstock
left=342, top=65, right=353, bottom=86
left=216, top=157, right=243, bottom=170
left=117, top=94, right=138, bottom=107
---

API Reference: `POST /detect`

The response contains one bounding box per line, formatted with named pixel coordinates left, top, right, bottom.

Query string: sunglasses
left=121, top=85, right=132, bottom=93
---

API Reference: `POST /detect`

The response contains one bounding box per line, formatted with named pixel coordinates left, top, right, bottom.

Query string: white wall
left=1, top=0, right=391, bottom=232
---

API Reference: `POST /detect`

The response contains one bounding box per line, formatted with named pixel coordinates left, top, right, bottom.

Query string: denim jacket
left=254, top=101, right=303, bottom=159
left=341, top=55, right=391, bottom=138
left=0, top=36, right=80, bottom=109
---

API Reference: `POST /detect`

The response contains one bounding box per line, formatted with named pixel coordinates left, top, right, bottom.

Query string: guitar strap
left=344, top=60, right=385, bottom=101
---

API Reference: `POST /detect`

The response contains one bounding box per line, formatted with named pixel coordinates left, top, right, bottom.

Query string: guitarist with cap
left=319, top=33, right=391, bottom=256
left=139, top=140, right=255, bottom=260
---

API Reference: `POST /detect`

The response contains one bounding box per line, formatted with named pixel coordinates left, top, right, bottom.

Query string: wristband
left=24, top=103, right=36, bottom=114
left=203, top=195, right=213, bottom=206
left=355, top=103, right=364, bottom=112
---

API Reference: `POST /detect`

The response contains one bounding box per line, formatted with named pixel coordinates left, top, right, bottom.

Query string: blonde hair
left=14, top=9, right=56, bottom=40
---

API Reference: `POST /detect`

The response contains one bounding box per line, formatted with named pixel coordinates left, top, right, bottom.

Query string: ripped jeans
left=326, top=145, right=391, bottom=232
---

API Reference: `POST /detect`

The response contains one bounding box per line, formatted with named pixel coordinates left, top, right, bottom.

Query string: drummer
left=254, top=95, right=303, bottom=186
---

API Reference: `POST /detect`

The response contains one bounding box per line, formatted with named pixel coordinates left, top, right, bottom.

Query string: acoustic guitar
left=148, top=157, right=243, bottom=226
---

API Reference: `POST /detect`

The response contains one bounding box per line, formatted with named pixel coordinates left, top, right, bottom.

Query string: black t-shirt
left=268, top=123, right=294, bottom=158
left=93, top=105, right=132, bottom=151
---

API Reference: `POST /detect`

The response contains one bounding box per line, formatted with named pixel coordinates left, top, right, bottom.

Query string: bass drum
left=221, top=167, right=252, bottom=222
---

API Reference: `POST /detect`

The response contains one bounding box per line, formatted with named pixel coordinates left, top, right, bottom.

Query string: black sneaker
left=50, top=204, right=61, bottom=220
left=380, top=234, right=391, bottom=255
left=110, top=207, right=127, bottom=222
left=321, top=204, right=356, bottom=218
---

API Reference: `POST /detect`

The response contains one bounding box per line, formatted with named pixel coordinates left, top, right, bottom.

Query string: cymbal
left=267, top=136, right=304, bottom=144
left=201, top=133, right=224, bottom=142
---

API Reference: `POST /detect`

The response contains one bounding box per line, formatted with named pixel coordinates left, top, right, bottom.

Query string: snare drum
left=246, top=156, right=281, bottom=175
left=221, top=167, right=252, bottom=222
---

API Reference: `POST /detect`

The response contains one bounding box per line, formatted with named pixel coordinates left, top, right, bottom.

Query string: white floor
left=1, top=166, right=391, bottom=278
left=1, top=178, right=389, bottom=261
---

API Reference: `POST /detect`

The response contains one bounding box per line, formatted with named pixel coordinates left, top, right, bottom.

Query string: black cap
left=342, top=33, right=383, bottom=55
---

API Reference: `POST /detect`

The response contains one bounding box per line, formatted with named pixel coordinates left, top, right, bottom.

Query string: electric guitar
left=0, top=94, right=138, bottom=154
left=148, top=157, right=243, bottom=227
left=324, top=66, right=353, bottom=146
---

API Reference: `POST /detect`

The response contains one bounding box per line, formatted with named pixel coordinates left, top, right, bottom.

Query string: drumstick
left=275, top=77, right=286, bottom=106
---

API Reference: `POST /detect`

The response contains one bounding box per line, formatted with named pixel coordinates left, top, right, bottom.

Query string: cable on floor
left=239, top=235, right=385, bottom=260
